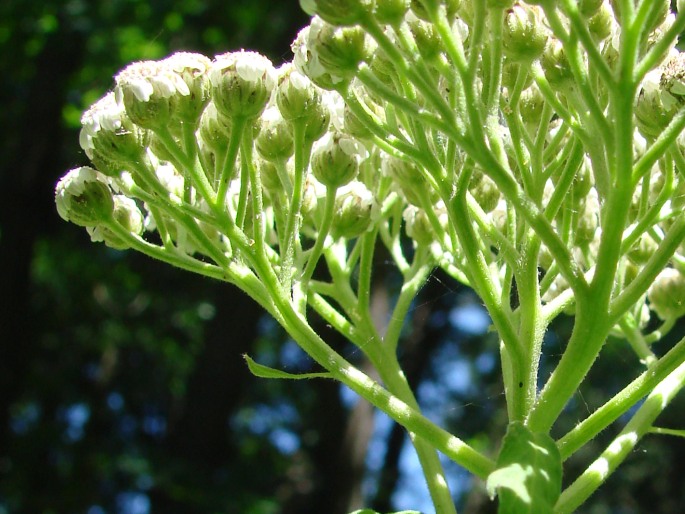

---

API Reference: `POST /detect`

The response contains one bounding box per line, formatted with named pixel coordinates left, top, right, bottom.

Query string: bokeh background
left=1, top=1, right=685, bottom=513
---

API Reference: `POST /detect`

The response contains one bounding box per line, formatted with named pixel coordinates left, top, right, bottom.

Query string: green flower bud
left=374, top=0, right=410, bottom=25
left=469, top=174, right=500, bottom=213
left=636, top=52, right=685, bottom=138
left=382, top=154, right=427, bottom=206
left=309, top=19, right=375, bottom=83
left=648, top=267, right=685, bottom=320
left=299, top=0, right=375, bottom=26
left=541, top=39, right=575, bottom=91
left=198, top=101, right=232, bottom=152
left=162, top=52, right=212, bottom=125
left=408, top=16, right=443, bottom=63
left=503, top=5, right=548, bottom=62
left=55, top=166, right=114, bottom=227
left=410, top=0, right=461, bottom=21
left=259, top=159, right=289, bottom=200
left=209, top=51, right=276, bottom=119
left=311, top=132, right=367, bottom=188
left=403, top=205, right=436, bottom=246
left=256, top=108, right=294, bottom=162
left=276, top=65, right=331, bottom=141
left=572, top=157, right=595, bottom=198
left=331, top=182, right=375, bottom=238
left=627, top=233, right=659, bottom=265
left=80, top=92, right=148, bottom=176
left=587, top=4, right=614, bottom=43
left=573, top=189, right=599, bottom=246
left=517, top=84, right=545, bottom=131
left=578, top=0, right=603, bottom=18
left=88, top=195, right=145, bottom=250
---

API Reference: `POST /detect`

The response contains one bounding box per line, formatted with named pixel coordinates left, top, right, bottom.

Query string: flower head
left=55, top=166, right=114, bottom=227
left=209, top=51, right=276, bottom=119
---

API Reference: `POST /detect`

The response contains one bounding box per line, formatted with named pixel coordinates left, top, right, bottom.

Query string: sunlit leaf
left=486, top=422, right=562, bottom=514
left=244, top=354, right=332, bottom=380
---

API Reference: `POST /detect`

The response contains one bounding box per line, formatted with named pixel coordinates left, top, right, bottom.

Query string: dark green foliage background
left=1, top=1, right=684, bottom=513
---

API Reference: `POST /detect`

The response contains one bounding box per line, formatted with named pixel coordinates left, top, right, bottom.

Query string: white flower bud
left=162, top=52, right=212, bottom=124
left=79, top=92, right=148, bottom=176
left=292, top=22, right=342, bottom=90
left=115, top=60, right=186, bottom=130
left=311, top=131, right=367, bottom=188
left=209, top=51, right=276, bottom=119
left=55, top=167, right=114, bottom=227
left=648, top=267, right=685, bottom=320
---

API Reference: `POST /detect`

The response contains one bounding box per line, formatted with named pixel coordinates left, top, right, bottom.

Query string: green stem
left=555, top=359, right=685, bottom=513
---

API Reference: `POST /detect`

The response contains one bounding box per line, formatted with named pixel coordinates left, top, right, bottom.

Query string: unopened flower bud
left=403, top=205, right=434, bottom=246
left=292, top=22, right=341, bottom=90
left=382, top=154, right=427, bottom=206
left=628, top=233, right=659, bottom=265
left=55, top=166, right=114, bottom=227
left=115, top=60, right=185, bottom=130
left=410, top=0, right=461, bottom=21
left=309, top=20, right=375, bottom=83
left=209, top=51, right=276, bottom=119
left=80, top=93, right=148, bottom=176
left=541, top=39, right=575, bottom=91
left=578, top=0, right=603, bottom=18
left=636, top=52, right=685, bottom=138
left=375, top=0, right=410, bottom=25
left=587, top=4, right=614, bottom=43
left=88, top=195, right=145, bottom=250
left=331, top=182, right=375, bottom=238
left=256, top=108, right=294, bottom=162
left=573, top=190, right=599, bottom=246
left=648, top=267, right=685, bottom=320
left=517, top=84, right=545, bottom=129
left=311, top=132, right=366, bottom=188
left=162, top=52, right=212, bottom=124
left=198, top=101, right=232, bottom=152
left=502, top=5, right=548, bottom=63
left=276, top=66, right=331, bottom=141
left=408, top=17, right=443, bottom=63
left=300, top=0, right=375, bottom=26
left=469, top=174, right=500, bottom=213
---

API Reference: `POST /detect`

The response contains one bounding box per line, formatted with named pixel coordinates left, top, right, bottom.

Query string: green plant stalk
left=215, top=116, right=246, bottom=209
left=555, top=359, right=685, bottom=513
left=256, top=255, right=496, bottom=480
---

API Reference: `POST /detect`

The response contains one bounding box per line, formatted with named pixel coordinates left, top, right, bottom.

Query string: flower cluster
left=56, top=2, right=685, bottom=511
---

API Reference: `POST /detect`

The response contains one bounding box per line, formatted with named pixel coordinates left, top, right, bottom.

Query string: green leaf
left=486, top=421, right=562, bottom=514
left=244, top=354, right=333, bottom=380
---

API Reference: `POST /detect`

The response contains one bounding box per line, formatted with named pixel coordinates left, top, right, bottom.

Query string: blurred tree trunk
left=0, top=14, right=85, bottom=468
